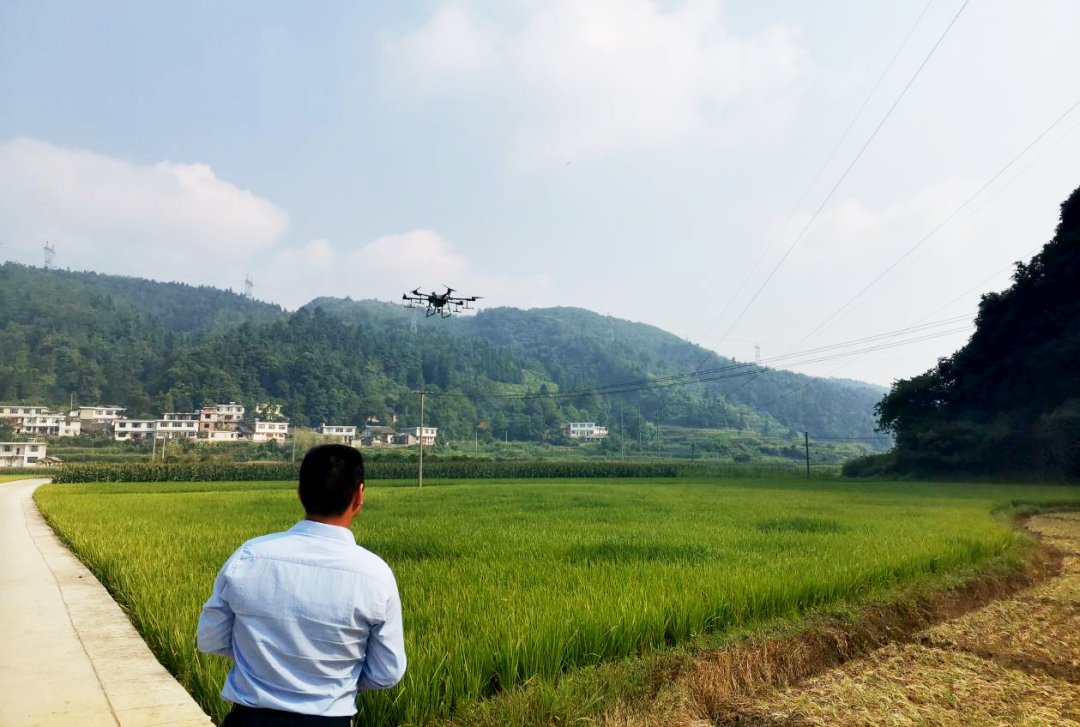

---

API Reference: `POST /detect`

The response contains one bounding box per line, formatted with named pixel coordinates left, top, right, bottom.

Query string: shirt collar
left=290, top=519, right=356, bottom=544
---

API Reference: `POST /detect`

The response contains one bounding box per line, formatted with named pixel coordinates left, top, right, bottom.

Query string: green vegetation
left=852, top=184, right=1080, bottom=481
left=0, top=263, right=885, bottom=444
left=50, top=460, right=682, bottom=483
left=35, top=477, right=1074, bottom=726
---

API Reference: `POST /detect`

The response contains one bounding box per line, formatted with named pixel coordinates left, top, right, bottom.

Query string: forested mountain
left=856, top=183, right=1080, bottom=479
left=0, top=263, right=885, bottom=440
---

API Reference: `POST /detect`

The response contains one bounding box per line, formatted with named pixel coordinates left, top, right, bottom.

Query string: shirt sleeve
left=358, top=577, right=407, bottom=693
left=196, top=549, right=240, bottom=658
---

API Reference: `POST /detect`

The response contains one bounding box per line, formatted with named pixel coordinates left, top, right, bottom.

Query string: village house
left=0, top=404, right=50, bottom=419
left=113, top=419, right=156, bottom=441
left=0, top=441, right=47, bottom=467
left=391, top=431, right=417, bottom=446
left=73, top=406, right=125, bottom=423
left=155, top=414, right=200, bottom=439
left=15, top=413, right=81, bottom=437
left=203, top=430, right=240, bottom=443
left=244, top=420, right=289, bottom=444
left=316, top=424, right=357, bottom=443
left=563, top=422, right=609, bottom=441
left=360, top=426, right=397, bottom=447
left=199, top=402, right=245, bottom=433
left=398, top=426, right=437, bottom=446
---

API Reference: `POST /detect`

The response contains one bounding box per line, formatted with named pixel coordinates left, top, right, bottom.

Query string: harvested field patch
left=724, top=511, right=1080, bottom=727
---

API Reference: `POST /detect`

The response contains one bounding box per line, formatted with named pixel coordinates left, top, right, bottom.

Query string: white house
left=248, top=420, right=289, bottom=443
left=563, top=422, right=609, bottom=441
left=404, top=426, right=438, bottom=446
left=0, top=405, right=50, bottom=419
left=200, top=403, right=245, bottom=433
left=74, top=406, right=125, bottom=423
left=215, top=402, right=245, bottom=422
left=0, top=441, right=47, bottom=467
left=113, top=419, right=156, bottom=441
left=20, top=414, right=81, bottom=437
left=155, top=418, right=199, bottom=439
left=163, top=412, right=200, bottom=422
left=316, top=424, right=357, bottom=438
left=203, top=430, right=239, bottom=443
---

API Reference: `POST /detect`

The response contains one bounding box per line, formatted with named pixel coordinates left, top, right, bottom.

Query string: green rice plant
left=50, top=460, right=684, bottom=483
left=34, top=478, right=1074, bottom=726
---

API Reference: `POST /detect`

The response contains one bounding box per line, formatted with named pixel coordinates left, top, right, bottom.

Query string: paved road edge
left=20, top=479, right=215, bottom=727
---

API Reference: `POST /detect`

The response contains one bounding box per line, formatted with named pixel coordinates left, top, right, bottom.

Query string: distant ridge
left=0, top=263, right=884, bottom=440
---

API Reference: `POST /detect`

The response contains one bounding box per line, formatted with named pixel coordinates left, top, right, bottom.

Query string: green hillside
left=0, top=264, right=885, bottom=442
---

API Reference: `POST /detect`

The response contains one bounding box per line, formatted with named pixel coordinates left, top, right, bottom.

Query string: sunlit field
left=0, top=474, right=38, bottom=484
left=33, top=478, right=1072, bottom=726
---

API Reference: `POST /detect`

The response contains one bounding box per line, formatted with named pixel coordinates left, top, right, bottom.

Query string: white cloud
left=389, top=0, right=809, bottom=166
left=256, top=229, right=553, bottom=310
left=0, top=137, right=288, bottom=281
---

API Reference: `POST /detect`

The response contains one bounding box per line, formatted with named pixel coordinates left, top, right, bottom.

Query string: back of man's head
left=299, top=444, right=365, bottom=516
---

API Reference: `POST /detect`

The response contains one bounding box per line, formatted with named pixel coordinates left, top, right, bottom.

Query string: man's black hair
left=298, top=444, right=365, bottom=516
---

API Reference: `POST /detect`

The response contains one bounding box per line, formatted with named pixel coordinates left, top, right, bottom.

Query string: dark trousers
left=222, top=704, right=352, bottom=727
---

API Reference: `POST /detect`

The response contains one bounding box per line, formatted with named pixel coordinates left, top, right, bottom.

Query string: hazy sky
left=2, top=0, right=1078, bottom=386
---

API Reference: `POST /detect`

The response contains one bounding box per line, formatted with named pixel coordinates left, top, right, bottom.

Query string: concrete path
left=0, top=479, right=213, bottom=727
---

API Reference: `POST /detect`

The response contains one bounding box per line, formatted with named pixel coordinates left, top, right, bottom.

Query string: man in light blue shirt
left=198, top=444, right=406, bottom=726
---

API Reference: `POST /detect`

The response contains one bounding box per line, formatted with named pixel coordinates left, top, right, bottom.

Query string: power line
left=758, top=253, right=1035, bottom=408
left=703, top=0, right=971, bottom=360
left=690, top=0, right=937, bottom=370
left=861, top=114, right=1080, bottom=306
left=426, top=321, right=973, bottom=402
left=518, top=313, right=974, bottom=400
left=783, top=95, right=1080, bottom=355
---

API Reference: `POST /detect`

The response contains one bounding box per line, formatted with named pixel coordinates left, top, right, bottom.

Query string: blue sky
left=2, top=0, right=1078, bottom=385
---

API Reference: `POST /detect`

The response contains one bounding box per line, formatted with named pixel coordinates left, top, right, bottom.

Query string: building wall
left=0, top=441, right=47, bottom=467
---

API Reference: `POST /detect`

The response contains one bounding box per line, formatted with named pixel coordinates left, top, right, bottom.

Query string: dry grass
left=739, top=642, right=1080, bottom=727
left=727, top=512, right=1080, bottom=727
left=594, top=512, right=1080, bottom=727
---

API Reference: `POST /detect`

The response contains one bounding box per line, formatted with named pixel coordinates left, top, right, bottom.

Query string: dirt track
left=729, top=512, right=1080, bottom=726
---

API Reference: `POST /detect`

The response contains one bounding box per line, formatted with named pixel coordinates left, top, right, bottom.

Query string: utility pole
left=655, top=401, right=660, bottom=458
left=291, top=430, right=297, bottom=462
left=804, top=432, right=810, bottom=479
left=755, top=343, right=761, bottom=364
left=474, top=427, right=478, bottom=456
left=620, top=406, right=624, bottom=459
left=417, top=390, right=425, bottom=488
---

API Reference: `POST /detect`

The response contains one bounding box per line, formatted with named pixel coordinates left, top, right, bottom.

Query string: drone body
left=402, top=286, right=482, bottom=318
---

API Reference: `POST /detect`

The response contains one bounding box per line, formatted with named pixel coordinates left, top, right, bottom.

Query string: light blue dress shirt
left=197, top=520, right=407, bottom=717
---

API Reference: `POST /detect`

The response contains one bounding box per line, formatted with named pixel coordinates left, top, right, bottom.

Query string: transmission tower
left=43, top=241, right=56, bottom=269
left=244, top=274, right=254, bottom=299
left=410, top=308, right=418, bottom=333
left=755, top=343, right=761, bottom=364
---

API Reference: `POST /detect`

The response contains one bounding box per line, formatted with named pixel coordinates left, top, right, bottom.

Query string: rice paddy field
left=32, top=477, right=1079, bottom=726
